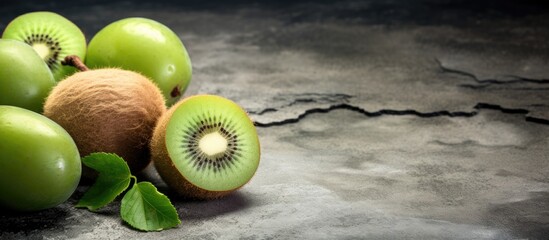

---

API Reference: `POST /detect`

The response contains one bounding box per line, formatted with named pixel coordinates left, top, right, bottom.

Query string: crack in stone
left=253, top=103, right=476, bottom=127
left=280, top=93, right=353, bottom=107
left=253, top=102, right=549, bottom=128
left=248, top=108, right=278, bottom=115
left=473, top=103, right=529, bottom=114
left=435, top=58, right=549, bottom=88
left=460, top=85, right=549, bottom=90
left=248, top=93, right=352, bottom=115
left=473, top=103, right=549, bottom=125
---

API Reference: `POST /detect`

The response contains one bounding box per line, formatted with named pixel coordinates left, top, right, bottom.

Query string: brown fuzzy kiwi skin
left=150, top=95, right=259, bottom=200
left=44, top=68, right=166, bottom=178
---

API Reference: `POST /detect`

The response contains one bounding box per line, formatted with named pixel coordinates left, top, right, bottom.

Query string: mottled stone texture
left=1, top=0, right=549, bottom=239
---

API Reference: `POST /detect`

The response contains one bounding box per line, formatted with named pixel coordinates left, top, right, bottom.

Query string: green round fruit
left=86, top=17, right=192, bottom=106
left=0, top=106, right=81, bottom=211
left=0, top=39, right=56, bottom=113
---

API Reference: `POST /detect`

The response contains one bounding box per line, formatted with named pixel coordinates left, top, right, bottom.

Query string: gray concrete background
left=1, top=0, right=549, bottom=239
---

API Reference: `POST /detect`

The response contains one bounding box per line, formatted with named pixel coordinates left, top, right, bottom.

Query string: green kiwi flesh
left=2, top=11, right=86, bottom=81
left=151, top=95, right=260, bottom=199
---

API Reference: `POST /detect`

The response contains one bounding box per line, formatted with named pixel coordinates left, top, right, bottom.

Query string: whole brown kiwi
left=44, top=66, right=166, bottom=179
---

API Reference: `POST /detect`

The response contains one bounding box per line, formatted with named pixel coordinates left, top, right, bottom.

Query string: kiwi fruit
left=44, top=67, right=166, bottom=178
left=151, top=95, right=260, bottom=199
left=2, top=11, right=86, bottom=81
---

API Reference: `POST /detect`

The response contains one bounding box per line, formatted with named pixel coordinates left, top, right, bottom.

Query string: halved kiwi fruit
left=2, top=11, right=86, bottom=81
left=151, top=95, right=260, bottom=199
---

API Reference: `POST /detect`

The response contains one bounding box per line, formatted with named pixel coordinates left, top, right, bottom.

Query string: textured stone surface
left=1, top=0, right=549, bottom=239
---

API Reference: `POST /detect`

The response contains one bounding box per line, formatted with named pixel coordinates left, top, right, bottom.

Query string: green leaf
left=121, top=181, right=181, bottom=231
left=75, top=153, right=132, bottom=211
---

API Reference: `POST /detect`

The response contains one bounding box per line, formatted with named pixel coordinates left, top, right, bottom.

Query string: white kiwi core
left=199, top=132, right=228, bottom=156
left=32, top=43, right=51, bottom=60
